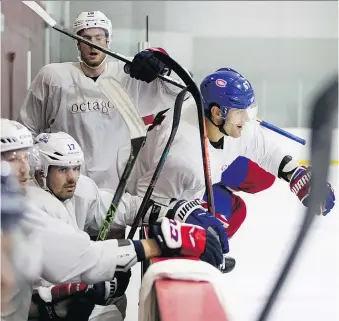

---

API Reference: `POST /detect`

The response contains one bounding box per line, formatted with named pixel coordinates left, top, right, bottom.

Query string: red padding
left=155, top=279, right=229, bottom=321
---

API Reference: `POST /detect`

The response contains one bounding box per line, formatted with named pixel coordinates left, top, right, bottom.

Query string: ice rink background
left=1, top=2, right=337, bottom=320
left=125, top=128, right=339, bottom=321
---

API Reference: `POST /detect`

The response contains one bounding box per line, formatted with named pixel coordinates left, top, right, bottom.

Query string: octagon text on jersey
left=69, top=100, right=114, bottom=115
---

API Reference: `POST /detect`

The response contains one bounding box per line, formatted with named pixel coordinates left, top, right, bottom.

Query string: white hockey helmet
left=35, top=132, right=84, bottom=177
left=73, top=11, right=113, bottom=40
left=1, top=119, right=33, bottom=153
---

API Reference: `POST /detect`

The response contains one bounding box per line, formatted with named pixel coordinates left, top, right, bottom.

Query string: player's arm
left=220, top=156, right=276, bottom=194
left=81, top=151, right=205, bottom=237
left=26, top=202, right=222, bottom=284
left=111, top=124, right=231, bottom=251
left=85, top=183, right=230, bottom=256
left=242, top=121, right=288, bottom=177
left=245, top=123, right=335, bottom=215
left=18, top=65, right=60, bottom=137
left=203, top=157, right=275, bottom=239
left=116, top=47, right=190, bottom=118
left=124, top=47, right=186, bottom=92
left=281, top=161, right=335, bottom=215
left=31, top=216, right=223, bottom=320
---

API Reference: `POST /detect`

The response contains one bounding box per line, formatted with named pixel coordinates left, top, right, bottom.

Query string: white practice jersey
left=1, top=200, right=130, bottom=321
left=128, top=103, right=289, bottom=201
left=26, top=176, right=144, bottom=321
left=26, top=175, right=144, bottom=233
left=19, top=60, right=183, bottom=189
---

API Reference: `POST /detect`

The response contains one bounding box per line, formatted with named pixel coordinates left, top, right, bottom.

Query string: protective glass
left=1, top=147, right=37, bottom=174
left=225, top=102, right=258, bottom=125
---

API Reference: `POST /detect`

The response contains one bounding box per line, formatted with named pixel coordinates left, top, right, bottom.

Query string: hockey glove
left=32, top=271, right=131, bottom=320
left=149, top=217, right=224, bottom=268
left=32, top=283, right=88, bottom=321
left=289, top=166, right=335, bottom=215
left=89, top=270, right=132, bottom=305
left=166, top=199, right=229, bottom=254
left=127, top=47, right=169, bottom=83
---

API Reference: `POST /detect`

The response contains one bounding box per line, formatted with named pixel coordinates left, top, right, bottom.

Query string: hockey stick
left=255, top=77, right=338, bottom=321
left=127, top=86, right=187, bottom=239
left=23, top=1, right=215, bottom=214
left=256, top=119, right=306, bottom=145
left=22, top=1, right=305, bottom=145
left=127, top=52, right=237, bottom=274
left=96, top=78, right=147, bottom=241
left=22, top=1, right=181, bottom=89
left=151, top=51, right=216, bottom=216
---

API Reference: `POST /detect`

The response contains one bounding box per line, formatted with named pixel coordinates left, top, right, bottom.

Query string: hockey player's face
left=1, top=149, right=30, bottom=193
left=224, top=108, right=250, bottom=138
left=47, top=166, right=80, bottom=201
left=78, top=28, right=108, bottom=67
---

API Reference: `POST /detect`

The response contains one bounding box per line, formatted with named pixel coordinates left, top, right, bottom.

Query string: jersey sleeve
left=115, top=60, right=190, bottom=118
left=112, top=122, right=205, bottom=229
left=242, top=122, right=289, bottom=176
left=78, top=176, right=143, bottom=231
left=131, top=124, right=205, bottom=203
left=220, top=156, right=276, bottom=193
left=18, top=65, right=61, bottom=138
left=24, top=203, right=120, bottom=285
left=79, top=176, right=115, bottom=235
left=111, top=192, right=143, bottom=229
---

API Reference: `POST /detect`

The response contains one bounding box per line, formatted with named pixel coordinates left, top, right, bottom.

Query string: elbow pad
left=278, top=155, right=299, bottom=182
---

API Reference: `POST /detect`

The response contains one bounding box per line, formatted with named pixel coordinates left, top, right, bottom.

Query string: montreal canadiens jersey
left=128, top=103, right=288, bottom=201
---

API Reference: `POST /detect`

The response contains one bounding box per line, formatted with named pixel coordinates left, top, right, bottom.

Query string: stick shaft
left=257, top=119, right=306, bottom=145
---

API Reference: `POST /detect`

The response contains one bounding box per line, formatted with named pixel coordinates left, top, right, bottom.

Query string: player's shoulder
left=74, top=174, right=100, bottom=200
left=77, top=174, right=97, bottom=187
left=26, top=183, right=67, bottom=215
left=106, top=60, right=121, bottom=71
left=104, top=60, right=131, bottom=82
left=166, top=126, right=202, bottom=170
left=177, top=121, right=200, bottom=146
left=37, top=62, right=79, bottom=86
left=27, top=183, right=53, bottom=201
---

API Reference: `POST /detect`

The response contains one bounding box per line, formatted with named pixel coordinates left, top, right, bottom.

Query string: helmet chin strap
left=33, top=172, right=52, bottom=195
left=207, top=116, right=229, bottom=136
left=77, top=53, right=107, bottom=70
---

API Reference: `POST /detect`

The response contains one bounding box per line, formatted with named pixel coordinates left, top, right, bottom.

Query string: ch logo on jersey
left=69, top=100, right=115, bottom=115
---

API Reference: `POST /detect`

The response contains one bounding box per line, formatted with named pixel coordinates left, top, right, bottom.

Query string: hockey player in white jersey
left=129, top=68, right=335, bottom=241
left=26, top=130, right=230, bottom=320
left=1, top=119, right=225, bottom=321
left=1, top=161, right=29, bottom=312
left=28, top=131, right=130, bottom=321
left=18, top=10, right=184, bottom=190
